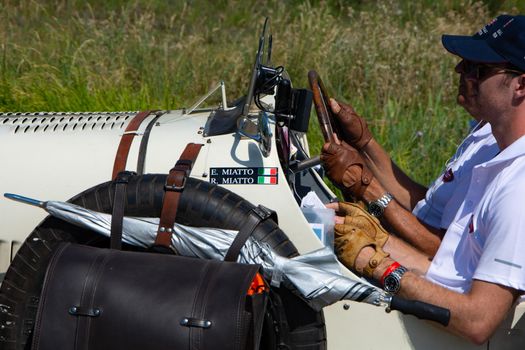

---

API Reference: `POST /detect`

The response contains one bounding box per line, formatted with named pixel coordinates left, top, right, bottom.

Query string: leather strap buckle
left=253, top=204, right=278, bottom=224
left=115, top=171, right=136, bottom=184
left=164, top=160, right=193, bottom=191
left=164, top=176, right=187, bottom=191
left=253, top=205, right=273, bottom=221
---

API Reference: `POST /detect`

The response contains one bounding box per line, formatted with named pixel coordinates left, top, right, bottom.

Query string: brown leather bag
left=31, top=243, right=267, bottom=350
left=31, top=165, right=268, bottom=349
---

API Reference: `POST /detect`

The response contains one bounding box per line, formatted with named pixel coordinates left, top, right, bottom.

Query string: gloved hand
left=329, top=99, right=372, bottom=150
left=336, top=202, right=389, bottom=247
left=320, top=141, right=373, bottom=198
left=334, top=226, right=389, bottom=278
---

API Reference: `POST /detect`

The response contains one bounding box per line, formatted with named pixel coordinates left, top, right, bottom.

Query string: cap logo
left=503, top=18, right=515, bottom=28
left=492, top=18, right=515, bottom=39
left=492, top=29, right=503, bottom=38
left=478, top=17, right=501, bottom=36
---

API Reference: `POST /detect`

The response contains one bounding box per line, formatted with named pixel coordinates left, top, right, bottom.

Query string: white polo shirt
left=412, top=122, right=499, bottom=229
left=426, top=134, right=525, bottom=293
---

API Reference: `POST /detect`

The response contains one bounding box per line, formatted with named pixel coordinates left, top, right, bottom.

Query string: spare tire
left=0, top=174, right=326, bottom=350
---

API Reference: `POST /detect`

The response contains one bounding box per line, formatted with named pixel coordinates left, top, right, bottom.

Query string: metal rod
left=220, top=81, right=228, bottom=109
left=289, top=155, right=321, bottom=174
left=186, top=82, right=223, bottom=115
left=4, top=193, right=45, bottom=208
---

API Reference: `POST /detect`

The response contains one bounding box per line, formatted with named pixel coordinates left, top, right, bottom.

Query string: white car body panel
left=2, top=108, right=523, bottom=349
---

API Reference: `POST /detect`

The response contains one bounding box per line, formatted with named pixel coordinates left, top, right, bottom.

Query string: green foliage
left=0, top=0, right=522, bottom=185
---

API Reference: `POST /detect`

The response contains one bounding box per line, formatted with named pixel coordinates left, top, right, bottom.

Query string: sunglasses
left=460, top=60, right=524, bottom=80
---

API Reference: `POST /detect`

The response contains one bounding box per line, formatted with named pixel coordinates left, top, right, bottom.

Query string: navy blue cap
left=442, top=15, right=525, bottom=72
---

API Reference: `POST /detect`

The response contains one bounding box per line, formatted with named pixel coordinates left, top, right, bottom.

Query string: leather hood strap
left=112, top=110, right=154, bottom=180
left=111, top=171, right=135, bottom=250
left=155, top=143, right=203, bottom=248
left=224, top=205, right=277, bottom=262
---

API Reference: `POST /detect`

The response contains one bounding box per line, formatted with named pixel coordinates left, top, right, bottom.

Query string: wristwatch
left=383, top=265, right=408, bottom=295
left=368, top=193, right=394, bottom=217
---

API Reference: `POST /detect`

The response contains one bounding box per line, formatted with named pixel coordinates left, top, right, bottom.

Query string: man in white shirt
left=321, top=23, right=502, bottom=256
left=324, top=14, right=525, bottom=344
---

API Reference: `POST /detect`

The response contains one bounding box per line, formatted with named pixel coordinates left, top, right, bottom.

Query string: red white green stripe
left=258, top=168, right=277, bottom=176
left=257, top=176, right=277, bottom=184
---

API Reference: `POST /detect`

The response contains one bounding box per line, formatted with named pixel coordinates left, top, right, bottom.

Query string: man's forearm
left=360, top=138, right=427, bottom=210
left=359, top=178, right=442, bottom=256
left=382, top=200, right=442, bottom=256
left=357, top=251, right=519, bottom=345
left=394, top=271, right=517, bottom=344
left=381, top=235, right=432, bottom=274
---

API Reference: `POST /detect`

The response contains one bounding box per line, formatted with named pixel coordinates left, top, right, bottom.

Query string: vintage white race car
left=0, top=18, right=523, bottom=350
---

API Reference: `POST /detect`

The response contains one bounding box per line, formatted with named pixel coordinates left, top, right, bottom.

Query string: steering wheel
left=308, top=70, right=342, bottom=143
left=289, top=71, right=341, bottom=174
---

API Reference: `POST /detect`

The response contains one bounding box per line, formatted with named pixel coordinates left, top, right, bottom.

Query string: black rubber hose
left=390, top=296, right=451, bottom=326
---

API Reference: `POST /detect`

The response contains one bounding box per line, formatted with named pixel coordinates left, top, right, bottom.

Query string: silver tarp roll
left=6, top=194, right=388, bottom=311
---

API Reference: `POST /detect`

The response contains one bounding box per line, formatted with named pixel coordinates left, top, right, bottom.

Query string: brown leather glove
left=330, top=99, right=373, bottom=150
left=320, top=142, right=373, bottom=198
left=337, top=202, right=389, bottom=247
left=334, top=226, right=389, bottom=278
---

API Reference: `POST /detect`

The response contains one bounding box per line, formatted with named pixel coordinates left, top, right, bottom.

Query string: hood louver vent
left=0, top=112, right=137, bottom=134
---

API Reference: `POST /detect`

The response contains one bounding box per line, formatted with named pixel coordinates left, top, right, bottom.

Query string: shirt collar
left=482, top=133, right=525, bottom=167
left=471, top=121, right=492, bottom=138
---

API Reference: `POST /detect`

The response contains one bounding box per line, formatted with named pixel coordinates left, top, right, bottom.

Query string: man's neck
left=490, top=110, right=525, bottom=149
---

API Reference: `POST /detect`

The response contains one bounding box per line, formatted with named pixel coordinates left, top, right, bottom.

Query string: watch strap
left=380, top=261, right=400, bottom=286
left=382, top=265, right=407, bottom=294
left=369, top=192, right=394, bottom=217
left=374, top=192, right=393, bottom=208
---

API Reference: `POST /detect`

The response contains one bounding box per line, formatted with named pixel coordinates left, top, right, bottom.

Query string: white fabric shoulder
left=426, top=136, right=525, bottom=293
left=413, top=123, right=498, bottom=229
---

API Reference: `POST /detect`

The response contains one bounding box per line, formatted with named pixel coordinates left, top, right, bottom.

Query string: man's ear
left=515, top=74, right=525, bottom=99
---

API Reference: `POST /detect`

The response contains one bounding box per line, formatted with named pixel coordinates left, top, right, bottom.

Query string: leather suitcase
left=31, top=242, right=267, bottom=350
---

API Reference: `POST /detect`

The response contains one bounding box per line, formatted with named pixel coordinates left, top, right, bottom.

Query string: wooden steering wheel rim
left=308, top=70, right=339, bottom=143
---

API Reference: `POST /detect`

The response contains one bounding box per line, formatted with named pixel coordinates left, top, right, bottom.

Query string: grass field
left=1, top=0, right=523, bottom=186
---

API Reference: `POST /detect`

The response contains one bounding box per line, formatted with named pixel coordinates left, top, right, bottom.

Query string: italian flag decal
left=257, top=167, right=278, bottom=184
left=258, top=168, right=277, bottom=176
left=208, top=167, right=278, bottom=185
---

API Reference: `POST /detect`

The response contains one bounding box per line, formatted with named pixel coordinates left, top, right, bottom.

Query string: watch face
left=383, top=275, right=400, bottom=294
left=368, top=203, right=384, bottom=217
